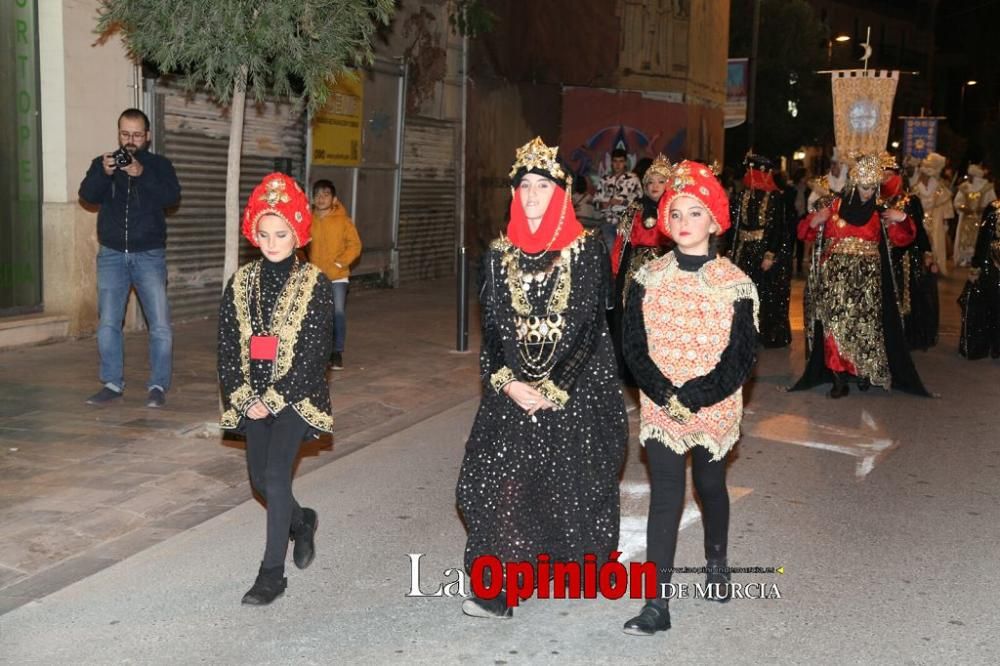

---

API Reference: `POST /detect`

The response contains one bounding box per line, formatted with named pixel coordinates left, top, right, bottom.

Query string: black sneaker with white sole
left=86, top=386, right=123, bottom=405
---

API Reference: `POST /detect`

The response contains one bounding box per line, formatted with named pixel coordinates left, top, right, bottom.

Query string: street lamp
left=961, top=80, right=978, bottom=132
left=827, top=34, right=852, bottom=65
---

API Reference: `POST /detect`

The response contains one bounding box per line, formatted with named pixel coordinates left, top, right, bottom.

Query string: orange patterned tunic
left=634, top=253, right=759, bottom=460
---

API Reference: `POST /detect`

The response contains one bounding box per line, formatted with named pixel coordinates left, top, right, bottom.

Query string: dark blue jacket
left=78, top=148, right=181, bottom=252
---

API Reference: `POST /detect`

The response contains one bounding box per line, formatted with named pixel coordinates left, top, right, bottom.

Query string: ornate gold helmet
left=848, top=153, right=883, bottom=189
left=642, top=153, right=673, bottom=184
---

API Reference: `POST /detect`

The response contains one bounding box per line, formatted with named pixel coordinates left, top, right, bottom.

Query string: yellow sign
left=311, top=73, right=363, bottom=166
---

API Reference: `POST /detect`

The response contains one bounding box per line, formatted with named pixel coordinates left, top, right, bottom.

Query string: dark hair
left=118, top=108, right=150, bottom=131
left=634, top=157, right=653, bottom=182
left=573, top=173, right=589, bottom=195
left=313, top=179, right=336, bottom=197
left=611, top=148, right=627, bottom=160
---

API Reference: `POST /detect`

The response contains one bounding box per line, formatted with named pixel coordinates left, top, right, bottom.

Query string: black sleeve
left=622, top=280, right=677, bottom=406
left=549, top=280, right=605, bottom=393
left=971, top=207, right=997, bottom=271
left=216, top=275, right=256, bottom=414
left=676, top=298, right=757, bottom=412
left=478, top=253, right=507, bottom=391
left=136, top=155, right=182, bottom=209
left=79, top=156, right=112, bottom=205
left=263, top=275, right=335, bottom=410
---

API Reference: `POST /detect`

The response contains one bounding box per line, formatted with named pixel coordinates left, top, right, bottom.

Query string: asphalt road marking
left=744, top=407, right=899, bottom=478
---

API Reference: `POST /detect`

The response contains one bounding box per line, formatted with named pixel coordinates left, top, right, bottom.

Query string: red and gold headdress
left=657, top=160, right=731, bottom=236
left=242, top=173, right=312, bottom=247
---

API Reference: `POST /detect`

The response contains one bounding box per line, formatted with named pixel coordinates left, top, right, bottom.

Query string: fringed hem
left=639, top=423, right=739, bottom=462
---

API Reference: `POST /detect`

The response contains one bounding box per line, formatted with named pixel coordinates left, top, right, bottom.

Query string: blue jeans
left=96, top=246, right=173, bottom=392
left=332, top=282, right=348, bottom=353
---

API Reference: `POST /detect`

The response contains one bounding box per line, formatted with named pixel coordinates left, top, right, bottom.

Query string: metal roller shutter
left=157, top=84, right=305, bottom=321
left=397, top=117, right=458, bottom=283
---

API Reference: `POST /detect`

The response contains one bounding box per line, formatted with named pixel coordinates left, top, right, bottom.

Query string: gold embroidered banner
left=830, top=70, right=899, bottom=155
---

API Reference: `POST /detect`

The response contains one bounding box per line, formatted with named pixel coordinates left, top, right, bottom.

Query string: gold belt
left=830, top=237, right=879, bottom=257
left=738, top=229, right=765, bottom=242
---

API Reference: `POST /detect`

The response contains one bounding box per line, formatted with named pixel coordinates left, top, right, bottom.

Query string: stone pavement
left=0, top=277, right=481, bottom=615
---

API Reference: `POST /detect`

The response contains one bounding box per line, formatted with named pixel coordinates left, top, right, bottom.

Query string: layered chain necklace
left=501, top=243, right=575, bottom=380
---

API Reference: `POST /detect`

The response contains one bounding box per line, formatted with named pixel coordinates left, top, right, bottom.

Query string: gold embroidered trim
left=220, top=408, right=240, bottom=430
left=261, top=387, right=287, bottom=415
left=900, top=257, right=912, bottom=315
left=490, top=366, right=515, bottom=394
left=639, top=423, right=740, bottom=462
left=230, top=383, right=256, bottom=413
left=739, top=229, right=766, bottom=242
left=293, top=398, right=333, bottom=432
left=231, top=264, right=257, bottom=393
left=269, top=264, right=320, bottom=382
left=534, top=379, right=569, bottom=409
left=830, top=237, right=879, bottom=257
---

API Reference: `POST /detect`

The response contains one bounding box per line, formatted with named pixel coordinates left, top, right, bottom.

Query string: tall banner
left=830, top=70, right=899, bottom=155
left=725, top=58, right=748, bottom=129
left=310, top=73, right=364, bottom=166
left=900, top=117, right=940, bottom=159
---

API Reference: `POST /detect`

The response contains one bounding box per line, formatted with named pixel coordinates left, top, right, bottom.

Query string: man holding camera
left=79, top=108, right=181, bottom=407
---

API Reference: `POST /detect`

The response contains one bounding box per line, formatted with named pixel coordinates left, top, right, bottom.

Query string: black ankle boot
left=705, top=557, right=732, bottom=603
left=291, top=508, right=318, bottom=570
left=241, top=564, right=287, bottom=605
left=857, top=377, right=871, bottom=392
left=623, top=599, right=671, bottom=635
left=828, top=372, right=849, bottom=399
left=461, top=592, right=512, bottom=619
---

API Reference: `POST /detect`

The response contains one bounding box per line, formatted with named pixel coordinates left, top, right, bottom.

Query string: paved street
left=1, top=270, right=999, bottom=664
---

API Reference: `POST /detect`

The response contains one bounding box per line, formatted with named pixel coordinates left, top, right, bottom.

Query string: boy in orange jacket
left=309, top=180, right=362, bottom=370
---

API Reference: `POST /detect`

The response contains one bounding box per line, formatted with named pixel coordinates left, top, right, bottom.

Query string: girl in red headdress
left=456, top=138, right=628, bottom=619
left=621, top=160, right=759, bottom=635
left=217, top=173, right=334, bottom=606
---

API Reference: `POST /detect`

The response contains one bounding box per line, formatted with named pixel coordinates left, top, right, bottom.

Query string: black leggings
left=244, top=409, right=309, bottom=569
left=644, top=442, right=729, bottom=590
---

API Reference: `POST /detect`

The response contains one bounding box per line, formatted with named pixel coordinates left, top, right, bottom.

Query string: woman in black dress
left=457, top=137, right=628, bottom=618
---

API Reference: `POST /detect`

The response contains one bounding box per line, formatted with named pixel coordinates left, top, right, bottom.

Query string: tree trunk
left=222, top=65, right=248, bottom=287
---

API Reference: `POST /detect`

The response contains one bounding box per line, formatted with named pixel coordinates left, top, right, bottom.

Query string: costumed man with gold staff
left=790, top=153, right=931, bottom=398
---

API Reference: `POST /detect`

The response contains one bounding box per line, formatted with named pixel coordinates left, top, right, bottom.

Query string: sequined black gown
left=457, top=232, right=628, bottom=574
left=959, top=201, right=1000, bottom=359
left=728, top=188, right=792, bottom=347
left=891, top=196, right=939, bottom=350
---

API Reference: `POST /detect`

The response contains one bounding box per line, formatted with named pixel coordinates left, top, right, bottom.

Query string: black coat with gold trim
left=217, top=258, right=334, bottom=435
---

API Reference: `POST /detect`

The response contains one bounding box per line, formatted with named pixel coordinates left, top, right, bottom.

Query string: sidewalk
left=0, top=277, right=480, bottom=615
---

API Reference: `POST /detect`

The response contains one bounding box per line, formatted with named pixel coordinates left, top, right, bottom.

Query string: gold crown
left=879, top=151, right=899, bottom=171
left=643, top=153, right=673, bottom=183
left=849, top=153, right=882, bottom=188
left=509, top=136, right=566, bottom=182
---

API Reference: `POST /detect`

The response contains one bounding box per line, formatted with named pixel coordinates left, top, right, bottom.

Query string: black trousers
left=644, top=442, right=729, bottom=592
left=244, top=409, right=309, bottom=569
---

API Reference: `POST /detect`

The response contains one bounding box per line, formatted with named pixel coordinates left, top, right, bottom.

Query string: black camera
left=112, top=147, right=133, bottom=169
